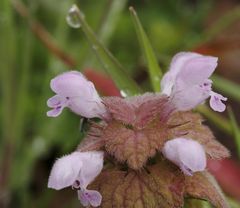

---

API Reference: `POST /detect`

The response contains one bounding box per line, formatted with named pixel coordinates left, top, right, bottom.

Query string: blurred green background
left=0, top=0, right=240, bottom=207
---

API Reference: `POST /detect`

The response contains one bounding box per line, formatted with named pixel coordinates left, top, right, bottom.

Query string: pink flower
left=162, top=138, right=206, bottom=175
left=47, top=71, right=107, bottom=118
left=48, top=151, right=104, bottom=207
left=161, top=52, right=227, bottom=112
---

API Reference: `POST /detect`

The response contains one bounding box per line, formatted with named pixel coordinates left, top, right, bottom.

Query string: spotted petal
left=209, top=92, right=227, bottom=112
left=47, top=95, right=68, bottom=117
left=78, top=189, right=102, bottom=207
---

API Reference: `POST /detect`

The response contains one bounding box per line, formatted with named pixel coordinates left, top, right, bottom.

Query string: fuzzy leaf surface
left=185, top=171, right=229, bottom=208
left=90, top=161, right=185, bottom=208
left=168, top=111, right=230, bottom=159
left=103, top=120, right=168, bottom=169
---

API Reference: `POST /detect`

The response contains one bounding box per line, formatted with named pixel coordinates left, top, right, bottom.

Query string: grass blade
left=129, top=6, right=162, bottom=92
left=68, top=5, right=142, bottom=97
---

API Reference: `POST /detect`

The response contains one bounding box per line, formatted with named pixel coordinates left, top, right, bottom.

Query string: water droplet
left=66, top=4, right=84, bottom=28
left=120, top=90, right=128, bottom=97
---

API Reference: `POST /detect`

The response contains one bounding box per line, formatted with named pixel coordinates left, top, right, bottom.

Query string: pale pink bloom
left=78, top=189, right=102, bottom=207
left=209, top=91, right=228, bottom=112
left=47, top=71, right=107, bottom=118
left=162, top=138, right=206, bottom=175
left=48, top=151, right=103, bottom=207
left=161, top=52, right=227, bottom=112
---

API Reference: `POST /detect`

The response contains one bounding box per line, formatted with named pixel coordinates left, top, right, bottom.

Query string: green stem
left=0, top=0, right=17, bottom=205
left=98, top=0, right=127, bottom=45
left=227, top=107, right=240, bottom=158
left=82, top=0, right=128, bottom=68
left=68, top=4, right=142, bottom=96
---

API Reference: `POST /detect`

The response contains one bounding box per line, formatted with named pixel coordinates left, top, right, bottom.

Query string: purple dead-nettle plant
left=47, top=52, right=230, bottom=208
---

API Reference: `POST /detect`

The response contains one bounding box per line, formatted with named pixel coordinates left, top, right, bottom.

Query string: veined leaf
left=68, top=5, right=142, bottom=97
left=129, top=6, right=163, bottom=92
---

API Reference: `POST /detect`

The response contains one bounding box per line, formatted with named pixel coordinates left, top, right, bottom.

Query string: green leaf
left=228, top=107, right=240, bottom=158
left=68, top=5, right=142, bottom=97
left=227, top=197, right=240, bottom=208
left=184, top=199, right=213, bottom=208
left=212, top=75, right=240, bottom=102
left=129, top=6, right=162, bottom=92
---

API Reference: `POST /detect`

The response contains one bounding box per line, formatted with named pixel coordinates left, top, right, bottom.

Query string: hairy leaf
left=185, top=171, right=229, bottom=208
left=168, top=111, right=230, bottom=159
left=103, top=120, right=168, bottom=169
left=103, top=96, right=136, bottom=125
left=77, top=123, right=105, bottom=152
left=90, top=161, right=185, bottom=208
left=103, top=94, right=171, bottom=128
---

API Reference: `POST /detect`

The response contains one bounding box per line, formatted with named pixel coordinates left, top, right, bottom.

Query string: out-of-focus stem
left=228, top=107, right=240, bottom=158
left=82, top=0, right=127, bottom=68
left=203, top=6, right=240, bottom=44
left=197, top=105, right=232, bottom=135
left=0, top=0, right=17, bottom=206
left=11, top=0, right=77, bottom=68
left=99, top=0, right=127, bottom=44
left=212, top=75, right=240, bottom=103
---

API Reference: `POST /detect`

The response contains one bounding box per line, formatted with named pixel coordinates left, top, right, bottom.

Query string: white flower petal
left=50, top=71, right=93, bottom=97
left=175, top=56, right=217, bottom=88
left=70, top=97, right=107, bottom=118
left=48, top=152, right=83, bottom=190
left=171, top=85, right=210, bottom=111
left=162, top=138, right=206, bottom=175
left=161, top=52, right=222, bottom=111
left=47, top=71, right=107, bottom=118
left=78, top=151, right=104, bottom=189
left=168, top=52, right=202, bottom=75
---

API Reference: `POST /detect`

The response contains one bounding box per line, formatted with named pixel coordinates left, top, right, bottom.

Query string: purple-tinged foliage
left=47, top=52, right=229, bottom=207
